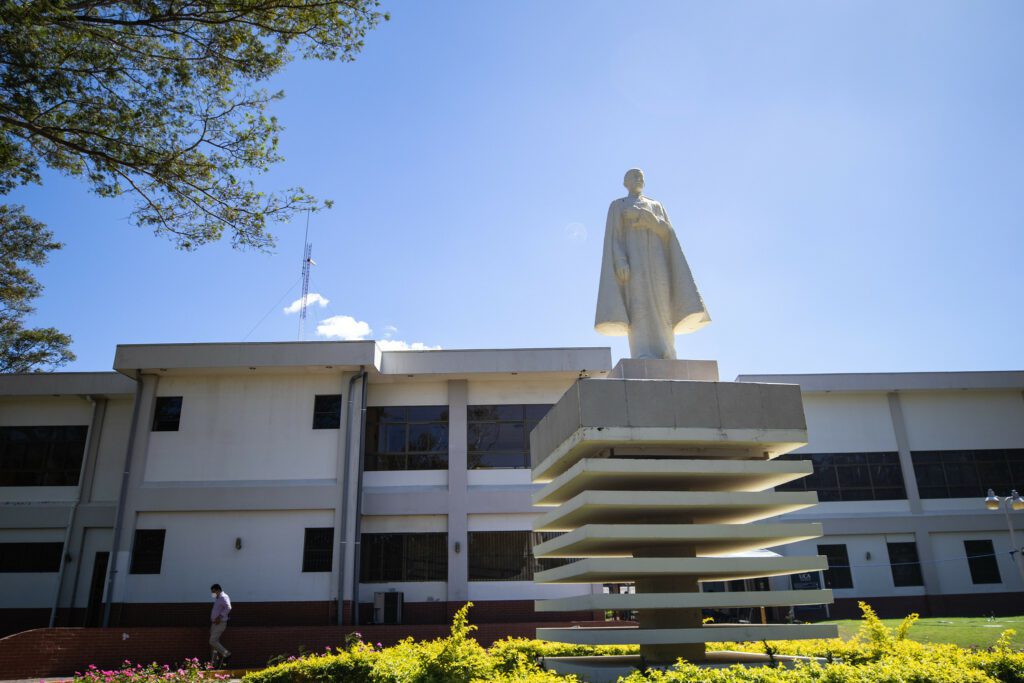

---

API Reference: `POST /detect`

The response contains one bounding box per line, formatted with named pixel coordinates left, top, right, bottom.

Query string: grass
left=821, top=615, right=1024, bottom=649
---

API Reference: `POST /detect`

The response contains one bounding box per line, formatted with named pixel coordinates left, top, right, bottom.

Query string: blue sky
left=13, top=1, right=1024, bottom=380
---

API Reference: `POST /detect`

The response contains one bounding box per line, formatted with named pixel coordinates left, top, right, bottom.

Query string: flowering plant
left=70, top=658, right=229, bottom=682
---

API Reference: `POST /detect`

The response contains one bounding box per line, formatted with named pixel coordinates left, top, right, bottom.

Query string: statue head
left=623, top=168, right=645, bottom=195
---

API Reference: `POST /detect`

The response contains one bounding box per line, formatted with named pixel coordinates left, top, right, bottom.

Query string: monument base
left=607, top=358, right=719, bottom=381
left=542, top=652, right=829, bottom=683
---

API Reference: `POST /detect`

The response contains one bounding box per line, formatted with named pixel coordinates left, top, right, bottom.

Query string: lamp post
left=984, top=489, right=1024, bottom=584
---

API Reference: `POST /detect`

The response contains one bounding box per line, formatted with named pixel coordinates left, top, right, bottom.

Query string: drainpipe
left=351, top=371, right=369, bottom=626
left=49, top=395, right=99, bottom=627
left=103, top=371, right=144, bottom=627
left=337, top=368, right=365, bottom=624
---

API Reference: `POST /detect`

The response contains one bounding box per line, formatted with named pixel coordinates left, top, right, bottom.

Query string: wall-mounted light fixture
left=235, top=537, right=242, bottom=550
left=454, top=541, right=461, bottom=554
left=865, top=551, right=871, bottom=561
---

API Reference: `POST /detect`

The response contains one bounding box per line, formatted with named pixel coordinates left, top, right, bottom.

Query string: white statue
left=595, top=169, right=710, bottom=359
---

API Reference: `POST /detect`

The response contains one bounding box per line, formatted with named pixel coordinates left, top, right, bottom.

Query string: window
left=0, top=542, right=63, bottom=572
left=467, top=405, right=551, bottom=469
left=312, top=395, right=342, bottom=430
left=776, top=452, right=906, bottom=501
left=818, top=544, right=853, bottom=589
left=912, top=449, right=1024, bottom=499
left=468, top=531, right=570, bottom=581
left=887, top=542, right=924, bottom=587
left=360, top=533, right=447, bottom=582
left=129, top=529, right=166, bottom=574
left=302, top=527, right=334, bottom=572
left=0, top=426, right=88, bottom=486
left=965, top=539, right=1001, bottom=585
left=364, top=407, right=448, bottom=471
left=152, top=397, right=182, bottom=432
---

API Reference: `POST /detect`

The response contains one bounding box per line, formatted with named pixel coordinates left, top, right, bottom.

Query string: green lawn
left=822, top=615, right=1024, bottom=649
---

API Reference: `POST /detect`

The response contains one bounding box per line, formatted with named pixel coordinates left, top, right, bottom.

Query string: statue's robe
left=594, top=195, right=710, bottom=359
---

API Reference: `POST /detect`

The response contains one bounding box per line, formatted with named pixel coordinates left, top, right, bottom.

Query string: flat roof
left=735, top=370, right=1024, bottom=393
left=0, top=372, right=137, bottom=397
left=112, top=341, right=611, bottom=380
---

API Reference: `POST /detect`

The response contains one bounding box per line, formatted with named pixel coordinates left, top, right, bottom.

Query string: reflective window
left=152, top=397, right=182, bottom=432
left=467, top=404, right=551, bottom=469
left=0, top=426, right=88, bottom=486
left=302, top=527, right=334, bottom=572
left=312, top=395, right=342, bottom=430
left=0, top=542, right=63, bottom=572
left=776, top=452, right=906, bottom=501
left=818, top=544, right=853, bottom=589
left=965, top=539, right=1001, bottom=585
left=129, top=529, right=166, bottom=574
left=912, top=449, right=1024, bottom=499
left=360, top=533, right=447, bottom=582
left=886, top=542, right=924, bottom=587
left=365, top=406, right=448, bottom=471
left=467, top=531, right=570, bottom=581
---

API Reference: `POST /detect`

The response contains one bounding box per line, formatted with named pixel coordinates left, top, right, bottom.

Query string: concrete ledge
left=533, top=523, right=824, bottom=558
left=533, top=458, right=813, bottom=506
left=533, top=490, right=819, bottom=530
left=536, top=623, right=839, bottom=645
left=535, top=589, right=834, bottom=612
left=608, top=359, right=719, bottom=381
left=534, top=427, right=808, bottom=482
left=533, top=555, right=828, bottom=584
left=530, top=379, right=808, bottom=473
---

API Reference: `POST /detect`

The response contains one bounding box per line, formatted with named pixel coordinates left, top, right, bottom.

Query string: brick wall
left=830, top=592, right=1024, bottom=619
left=0, top=621, right=605, bottom=678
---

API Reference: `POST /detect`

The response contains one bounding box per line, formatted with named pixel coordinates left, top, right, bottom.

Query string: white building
left=1, top=342, right=1022, bottom=634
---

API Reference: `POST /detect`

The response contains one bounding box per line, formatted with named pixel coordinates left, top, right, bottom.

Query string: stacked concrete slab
left=530, top=360, right=837, bottom=664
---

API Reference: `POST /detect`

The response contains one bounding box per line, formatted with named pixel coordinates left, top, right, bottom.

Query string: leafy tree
left=0, top=205, right=73, bottom=372
left=0, top=0, right=386, bottom=369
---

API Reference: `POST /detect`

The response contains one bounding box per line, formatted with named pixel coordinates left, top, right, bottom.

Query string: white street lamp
left=984, top=488, right=1024, bottom=583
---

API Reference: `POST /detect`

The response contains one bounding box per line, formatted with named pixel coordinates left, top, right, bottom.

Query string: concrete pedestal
left=529, top=358, right=837, bottom=663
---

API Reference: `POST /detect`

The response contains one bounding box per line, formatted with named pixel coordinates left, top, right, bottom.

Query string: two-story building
left=1, top=341, right=1022, bottom=635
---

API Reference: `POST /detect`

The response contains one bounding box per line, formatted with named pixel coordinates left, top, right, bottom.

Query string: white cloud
left=565, top=222, right=587, bottom=241
left=283, top=292, right=330, bottom=314
left=314, top=315, right=439, bottom=350
left=377, top=339, right=442, bottom=351
left=315, top=315, right=371, bottom=340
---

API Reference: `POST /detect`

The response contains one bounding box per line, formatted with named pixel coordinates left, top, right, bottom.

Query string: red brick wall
left=0, top=621, right=599, bottom=678
left=827, top=592, right=1024, bottom=620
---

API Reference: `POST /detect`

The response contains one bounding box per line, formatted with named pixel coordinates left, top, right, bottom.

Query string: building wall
left=143, top=374, right=345, bottom=483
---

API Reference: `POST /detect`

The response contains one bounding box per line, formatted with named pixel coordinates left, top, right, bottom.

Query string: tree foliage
left=0, top=0, right=386, bottom=250
left=0, top=205, right=73, bottom=372
left=0, top=0, right=386, bottom=370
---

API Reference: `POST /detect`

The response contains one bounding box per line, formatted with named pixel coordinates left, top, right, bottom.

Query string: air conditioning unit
left=373, top=591, right=403, bottom=624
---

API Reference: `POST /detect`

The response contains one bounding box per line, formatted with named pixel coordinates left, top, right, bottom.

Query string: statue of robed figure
left=595, top=169, right=710, bottom=359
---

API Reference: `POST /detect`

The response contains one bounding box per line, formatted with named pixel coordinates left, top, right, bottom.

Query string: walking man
left=209, top=583, right=232, bottom=666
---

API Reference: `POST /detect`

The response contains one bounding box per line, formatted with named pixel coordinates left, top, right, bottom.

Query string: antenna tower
left=298, top=211, right=313, bottom=340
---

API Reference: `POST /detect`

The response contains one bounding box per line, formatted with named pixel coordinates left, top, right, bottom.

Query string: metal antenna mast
left=298, top=210, right=314, bottom=340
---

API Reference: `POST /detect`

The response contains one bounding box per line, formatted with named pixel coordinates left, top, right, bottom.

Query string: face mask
left=211, top=593, right=217, bottom=599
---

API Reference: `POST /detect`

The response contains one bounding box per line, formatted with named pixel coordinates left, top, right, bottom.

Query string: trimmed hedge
left=242, top=602, right=1024, bottom=683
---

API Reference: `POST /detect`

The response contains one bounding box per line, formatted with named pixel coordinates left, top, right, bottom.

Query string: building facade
left=1, top=342, right=1022, bottom=635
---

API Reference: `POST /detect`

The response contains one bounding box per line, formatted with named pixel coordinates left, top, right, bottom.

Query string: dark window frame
left=0, top=425, right=88, bottom=487
left=364, top=406, right=449, bottom=471
left=467, top=530, right=571, bottom=582
left=912, top=449, right=1024, bottom=499
left=302, top=527, right=334, bottom=572
left=0, top=542, right=64, bottom=572
left=886, top=542, right=924, bottom=587
left=965, top=539, right=1002, bottom=585
left=312, top=395, right=342, bottom=430
left=360, top=532, right=447, bottom=582
left=467, top=404, right=552, bottom=470
left=776, top=452, right=906, bottom=501
left=129, top=529, right=166, bottom=575
left=818, top=543, right=854, bottom=589
left=152, top=397, right=183, bottom=432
